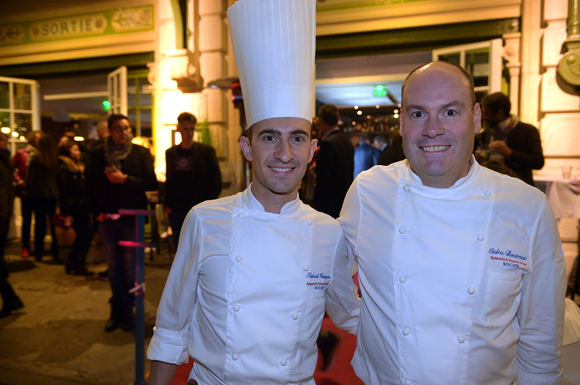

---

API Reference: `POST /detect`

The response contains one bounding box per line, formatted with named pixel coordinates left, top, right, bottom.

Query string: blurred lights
left=357, top=111, right=362, bottom=115
left=74, top=136, right=85, bottom=142
left=11, top=132, right=18, bottom=137
left=354, top=105, right=359, bottom=110
left=0, top=127, right=9, bottom=134
left=394, top=114, right=400, bottom=119
left=376, top=105, right=380, bottom=109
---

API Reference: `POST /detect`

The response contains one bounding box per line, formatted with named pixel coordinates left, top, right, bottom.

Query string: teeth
left=271, top=167, right=292, bottom=172
left=422, top=145, right=450, bottom=152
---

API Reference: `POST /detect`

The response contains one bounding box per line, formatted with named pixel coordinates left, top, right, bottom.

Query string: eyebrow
left=406, top=100, right=465, bottom=111
left=257, top=128, right=309, bottom=137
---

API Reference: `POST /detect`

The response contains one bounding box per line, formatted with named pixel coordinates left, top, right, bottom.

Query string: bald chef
left=146, top=0, right=360, bottom=384
left=340, top=61, right=566, bottom=385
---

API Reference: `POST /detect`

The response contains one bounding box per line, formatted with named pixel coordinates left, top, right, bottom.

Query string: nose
left=276, top=139, right=294, bottom=163
left=422, top=116, right=444, bottom=138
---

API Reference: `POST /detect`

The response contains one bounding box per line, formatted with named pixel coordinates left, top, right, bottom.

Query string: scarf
left=104, top=135, right=133, bottom=169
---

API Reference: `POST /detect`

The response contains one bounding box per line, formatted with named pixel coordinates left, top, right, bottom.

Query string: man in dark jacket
left=164, top=112, right=221, bottom=245
left=475, top=92, right=544, bottom=185
left=86, top=114, right=158, bottom=332
left=313, top=104, right=354, bottom=219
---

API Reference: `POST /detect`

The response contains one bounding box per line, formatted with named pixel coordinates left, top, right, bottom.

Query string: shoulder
left=191, top=193, right=240, bottom=216
left=514, top=121, right=539, bottom=133
left=165, top=145, right=178, bottom=155
left=479, top=165, right=547, bottom=205
left=193, top=142, right=217, bottom=155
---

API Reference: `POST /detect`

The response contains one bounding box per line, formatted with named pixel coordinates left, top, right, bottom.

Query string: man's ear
left=239, top=136, right=253, bottom=162
left=473, top=103, right=482, bottom=134
left=308, top=139, right=318, bottom=163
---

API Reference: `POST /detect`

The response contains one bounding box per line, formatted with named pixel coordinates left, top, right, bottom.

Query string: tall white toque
left=227, top=0, right=315, bottom=128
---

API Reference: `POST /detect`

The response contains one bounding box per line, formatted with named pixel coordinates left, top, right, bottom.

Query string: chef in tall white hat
left=146, top=0, right=360, bottom=384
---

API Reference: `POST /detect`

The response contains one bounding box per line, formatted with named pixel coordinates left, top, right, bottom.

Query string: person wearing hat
left=146, top=1, right=360, bottom=384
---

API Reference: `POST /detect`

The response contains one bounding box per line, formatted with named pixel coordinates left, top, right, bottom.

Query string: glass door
left=107, top=66, right=128, bottom=116
left=432, top=39, right=504, bottom=102
left=0, top=76, right=40, bottom=156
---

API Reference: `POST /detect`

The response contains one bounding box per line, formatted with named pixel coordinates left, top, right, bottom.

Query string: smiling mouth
left=270, top=167, right=294, bottom=172
left=421, top=145, right=450, bottom=152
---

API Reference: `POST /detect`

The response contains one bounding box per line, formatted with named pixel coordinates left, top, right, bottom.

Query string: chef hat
left=227, top=0, right=315, bottom=128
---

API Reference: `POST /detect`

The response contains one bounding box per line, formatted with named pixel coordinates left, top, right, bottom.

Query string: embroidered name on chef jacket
left=306, top=272, right=330, bottom=291
left=488, top=247, right=529, bottom=270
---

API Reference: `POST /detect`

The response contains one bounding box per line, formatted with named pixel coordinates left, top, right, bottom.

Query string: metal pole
left=135, top=213, right=145, bottom=385
left=118, top=209, right=156, bottom=385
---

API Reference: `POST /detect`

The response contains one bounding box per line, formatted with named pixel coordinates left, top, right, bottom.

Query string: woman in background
left=26, top=133, right=60, bottom=263
left=57, top=140, right=94, bottom=276
left=0, top=132, right=24, bottom=317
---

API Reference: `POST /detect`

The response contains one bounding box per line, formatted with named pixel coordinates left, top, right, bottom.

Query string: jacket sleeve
left=508, top=124, right=545, bottom=171
left=56, top=165, right=71, bottom=216
left=124, top=147, right=158, bottom=192
left=325, top=230, right=360, bottom=335
left=205, top=146, right=222, bottom=200
left=313, top=141, right=337, bottom=213
left=515, top=198, right=566, bottom=385
left=147, top=209, right=202, bottom=364
left=164, top=147, right=173, bottom=208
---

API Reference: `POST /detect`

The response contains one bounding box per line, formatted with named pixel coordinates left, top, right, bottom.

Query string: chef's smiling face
left=240, top=117, right=317, bottom=212
left=400, top=63, right=481, bottom=188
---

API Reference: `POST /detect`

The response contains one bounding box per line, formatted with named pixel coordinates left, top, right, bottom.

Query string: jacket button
left=306, top=220, right=312, bottom=226
left=483, top=191, right=491, bottom=198
left=402, top=328, right=410, bottom=336
left=467, top=286, right=476, bottom=295
left=457, top=335, right=466, bottom=344
left=236, top=255, right=242, bottom=262
left=399, top=276, right=407, bottom=283
left=406, top=380, right=412, bottom=385
left=232, top=353, right=239, bottom=360
left=233, top=305, right=240, bottom=312
left=303, top=265, right=309, bottom=271
left=280, top=359, right=287, bottom=366
left=399, top=227, right=407, bottom=234
left=238, top=213, right=245, bottom=219
left=292, top=313, right=299, bottom=320
left=477, top=234, right=485, bottom=241
left=403, top=185, right=410, bottom=192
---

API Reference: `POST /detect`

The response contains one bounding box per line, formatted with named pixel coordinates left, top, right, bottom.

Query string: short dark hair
left=177, top=112, right=197, bottom=125
left=318, top=104, right=339, bottom=127
left=108, top=114, right=130, bottom=129
left=480, top=92, right=511, bottom=116
left=402, top=61, right=476, bottom=108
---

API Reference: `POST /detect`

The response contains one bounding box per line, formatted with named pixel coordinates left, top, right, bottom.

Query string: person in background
left=26, top=133, right=61, bottom=264
left=475, top=92, right=544, bottom=185
left=147, top=1, right=360, bottom=383
left=353, top=132, right=379, bottom=177
left=313, top=104, right=354, bottom=219
left=378, top=128, right=406, bottom=166
left=0, top=132, right=23, bottom=318
left=86, top=114, right=158, bottom=332
left=57, top=140, right=94, bottom=276
left=339, top=61, right=565, bottom=385
left=164, top=112, right=221, bottom=246
left=372, top=134, right=388, bottom=157
left=12, top=131, right=41, bottom=259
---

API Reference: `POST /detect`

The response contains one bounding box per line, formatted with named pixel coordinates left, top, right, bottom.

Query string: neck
left=180, top=140, right=193, bottom=149
left=250, top=184, right=297, bottom=214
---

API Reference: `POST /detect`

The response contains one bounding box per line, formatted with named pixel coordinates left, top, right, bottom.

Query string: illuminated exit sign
left=373, top=85, right=387, bottom=97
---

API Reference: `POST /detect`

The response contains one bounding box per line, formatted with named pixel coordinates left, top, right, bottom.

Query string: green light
left=373, top=85, right=387, bottom=98
left=102, top=100, right=111, bottom=111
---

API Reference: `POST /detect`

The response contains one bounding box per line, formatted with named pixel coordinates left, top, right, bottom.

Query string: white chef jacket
left=147, top=187, right=360, bottom=385
left=339, top=158, right=566, bottom=385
